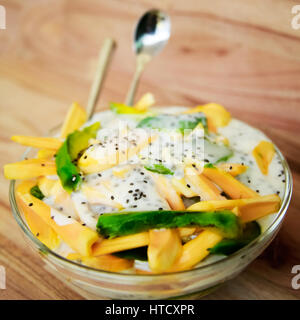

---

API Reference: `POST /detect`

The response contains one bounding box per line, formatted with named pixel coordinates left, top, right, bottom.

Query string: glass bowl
left=9, top=120, right=293, bottom=300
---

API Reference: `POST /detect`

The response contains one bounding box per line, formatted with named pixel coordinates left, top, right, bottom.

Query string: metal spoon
left=125, top=9, right=171, bottom=106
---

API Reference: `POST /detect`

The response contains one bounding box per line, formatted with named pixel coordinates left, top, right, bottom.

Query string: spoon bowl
left=134, top=9, right=171, bottom=56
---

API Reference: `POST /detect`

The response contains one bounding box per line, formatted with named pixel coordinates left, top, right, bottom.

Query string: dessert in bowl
left=5, top=94, right=292, bottom=299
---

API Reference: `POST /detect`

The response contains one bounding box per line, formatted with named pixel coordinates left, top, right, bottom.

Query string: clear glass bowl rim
left=9, top=121, right=293, bottom=280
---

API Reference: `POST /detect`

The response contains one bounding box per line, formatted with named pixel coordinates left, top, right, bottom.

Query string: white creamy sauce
left=71, top=192, right=98, bottom=230
left=46, top=175, right=59, bottom=180
left=134, top=260, right=152, bottom=273
left=43, top=198, right=75, bottom=226
left=50, top=208, right=74, bottom=226
left=55, top=241, right=75, bottom=257
left=85, top=165, right=170, bottom=212
left=218, top=119, right=285, bottom=231
left=47, top=106, right=286, bottom=267
left=43, top=194, right=79, bottom=220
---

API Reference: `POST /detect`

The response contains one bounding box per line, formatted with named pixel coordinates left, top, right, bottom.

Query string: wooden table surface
left=0, top=0, right=299, bottom=300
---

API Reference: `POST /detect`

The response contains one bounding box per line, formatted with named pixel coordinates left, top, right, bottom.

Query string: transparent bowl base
left=24, top=226, right=278, bottom=300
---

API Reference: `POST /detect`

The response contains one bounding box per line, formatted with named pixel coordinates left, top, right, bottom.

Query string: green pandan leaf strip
left=110, top=102, right=144, bottom=114
left=30, top=185, right=45, bottom=200
left=113, top=247, right=148, bottom=261
left=97, top=210, right=241, bottom=239
left=144, top=164, right=174, bottom=175
left=137, top=113, right=207, bottom=133
left=56, top=122, right=100, bottom=192
left=68, top=122, right=100, bottom=160
left=55, top=140, right=81, bottom=193
left=204, top=163, right=216, bottom=169
left=209, top=221, right=261, bottom=255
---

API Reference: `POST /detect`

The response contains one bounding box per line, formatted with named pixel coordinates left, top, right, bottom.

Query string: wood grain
left=0, top=0, right=300, bottom=300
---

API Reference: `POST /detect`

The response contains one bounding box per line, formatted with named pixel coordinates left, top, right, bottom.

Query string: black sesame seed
left=126, top=199, right=130, bottom=203
left=36, top=233, right=39, bottom=237
left=128, top=190, right=133, bottom=193
left=229, top=166, right=232, bottom=170
left=140, top=172, right=144, bottom=175
left=256, top=190, right=260, bottom=193
left=144, top=180, right=148, bottom=183
left=220, top=191, right=226, bottom=197
left=51, top=216, right=54, bottom=219
left=130, top=182, right=134, bottom=186
left=135, top=189, right=139, bottom=192
left=84, top=155, right=87, bottom=159
left=28, top=203, right=33, bottom=207
left=68, top=216, right=71, bottom=218
left=276, top=191, right=280, bottom=195
left=282, top=180, right=286, bottom=183
left=41, top=163, right=45, bottom=167
left=192, top=164, right=196, bottom=168
left=133, top=205, right=137, bottom=208
left=186, top=184, right=191, bottom=188
left=98, top=173, right=102, bottom=177
left=82, top=223, right=86, bottom=226
left=159, top=207, right=163, bottom=210
left=111, top=196, right=114, bottom=200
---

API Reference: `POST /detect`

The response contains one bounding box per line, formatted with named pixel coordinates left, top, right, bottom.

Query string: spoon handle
left=125, top=54, right=151, bottom=106
left=86, top=37, right=116, bottom=119
left=125, top=68, right=143, bottom=106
